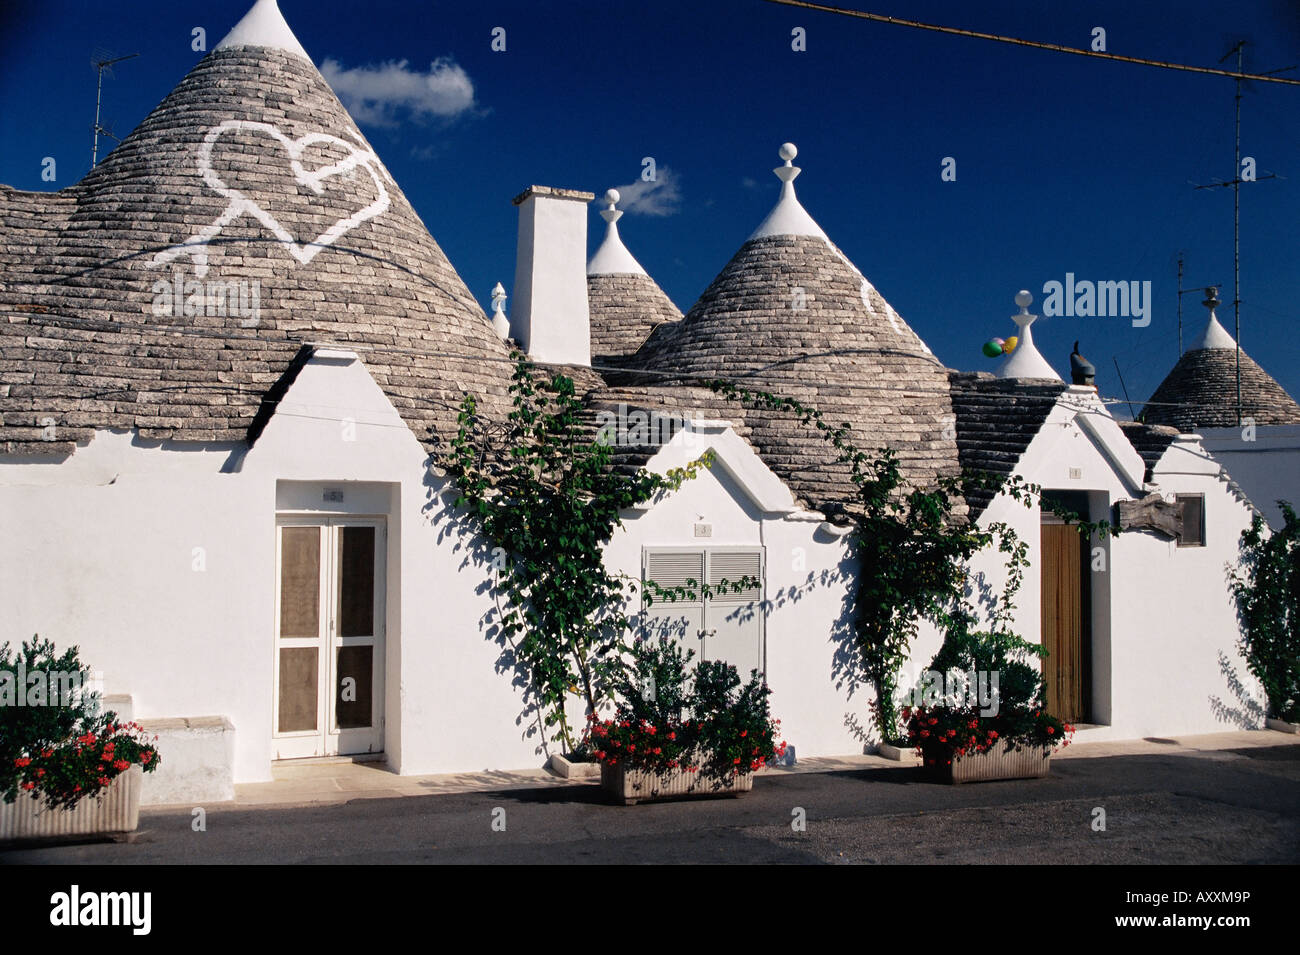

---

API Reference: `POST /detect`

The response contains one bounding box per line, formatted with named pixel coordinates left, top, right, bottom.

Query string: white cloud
left=320, top=57, right=477, bottom=127
left=612, top=166, right=682, bottom=217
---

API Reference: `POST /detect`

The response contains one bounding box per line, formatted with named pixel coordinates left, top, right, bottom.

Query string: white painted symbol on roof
left=150, top=120, right=393, bottom=277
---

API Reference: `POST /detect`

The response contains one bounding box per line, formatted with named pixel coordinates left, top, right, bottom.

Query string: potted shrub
left=591, top=639, right=786, bottom=805
left=904, top=614, right=1073, bottom=783
left=1, top=636, right=161, bottom=842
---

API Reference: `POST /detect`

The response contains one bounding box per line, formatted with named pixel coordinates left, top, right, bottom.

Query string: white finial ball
left=779, top=142, right=798, bottom=162
left=1015, top=289, right=1033, bottom=308
left=604, top=188, right=620, bottom=205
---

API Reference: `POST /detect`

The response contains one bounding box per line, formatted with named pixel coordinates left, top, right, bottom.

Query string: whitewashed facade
left=0, top=0, right=1273, bottom=804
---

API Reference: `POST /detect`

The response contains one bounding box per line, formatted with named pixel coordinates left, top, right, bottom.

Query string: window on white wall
left=642, top=547, right=765, bottom=679
left=1176, top=494, right=1205, bottom=547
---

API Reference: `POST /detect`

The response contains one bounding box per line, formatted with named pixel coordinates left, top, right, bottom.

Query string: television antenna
left=90, top=49, right=139, bottom=169
left=1191, top=41, right=1294, bottom=424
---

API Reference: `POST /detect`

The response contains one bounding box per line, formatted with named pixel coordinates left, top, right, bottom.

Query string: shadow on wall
left=421, top=460, right=550, bottom=758
left=1209, top=650, right=1266, bottom=730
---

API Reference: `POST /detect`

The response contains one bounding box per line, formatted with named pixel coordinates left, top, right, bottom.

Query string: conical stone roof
left=1142, top=347, right=1300, bottom=431
left=1142, top=298, right=1300, bottom=431
left=0, top=0, right=513, bottom=455
left=586, top=188, right=682, bottom=367
left=588, top=273, right=683, bottom=367
left=624, top=146, right=960, bottom=511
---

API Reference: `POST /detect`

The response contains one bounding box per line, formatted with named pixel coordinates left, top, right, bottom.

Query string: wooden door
left=1040, top=523, right=1086, bottom=722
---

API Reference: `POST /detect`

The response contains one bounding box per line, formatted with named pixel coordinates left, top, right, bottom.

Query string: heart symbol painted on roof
left=150, top=120, right=392, bottom=278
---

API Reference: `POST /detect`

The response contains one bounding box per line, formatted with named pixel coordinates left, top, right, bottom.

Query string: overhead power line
left=762, top=0, right=1300, bottom=86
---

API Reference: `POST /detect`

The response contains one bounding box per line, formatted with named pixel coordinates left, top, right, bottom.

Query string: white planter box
left=877, top=743, right=919, bottom=761
left=1265, top=717, right=1299, bottom=735
left=925, top=742, right=1052, bottom=784
left=1, top=766, right=142, bottom=844
left=601, top=762, right=752, bottom=805
left=550, top=753, right=601, bottom=779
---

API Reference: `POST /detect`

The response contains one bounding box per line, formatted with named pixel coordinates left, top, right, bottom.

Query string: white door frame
left=273, top=515, right=386, bottom=759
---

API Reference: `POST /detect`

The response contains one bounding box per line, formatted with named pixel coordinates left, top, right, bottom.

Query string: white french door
left=273, top=517, right=385, bottom=759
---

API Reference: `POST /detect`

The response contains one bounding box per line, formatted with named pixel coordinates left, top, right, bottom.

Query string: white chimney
left=511, top=185, right=595, bottom=365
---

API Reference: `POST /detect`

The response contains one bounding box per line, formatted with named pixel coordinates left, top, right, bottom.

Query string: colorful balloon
left=1003, top=336, right=1019, bottom=353
left=982, top=339, right=1004, bottom=358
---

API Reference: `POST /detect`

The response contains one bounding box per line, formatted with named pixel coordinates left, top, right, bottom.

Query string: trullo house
left=0, top=0, right=1267, bottom=803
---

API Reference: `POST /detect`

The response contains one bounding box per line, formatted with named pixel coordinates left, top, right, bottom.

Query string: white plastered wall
left=933, top=388, right=1264, bottom=741
left=603, top=423, right=865, bottom=758
left=1195, top=424, right=1300, bottom=531
left=1, top=353, right=563, bottom=785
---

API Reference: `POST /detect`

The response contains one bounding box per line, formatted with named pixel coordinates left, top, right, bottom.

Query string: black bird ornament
left=1070, top=341, right=1096, bottom=386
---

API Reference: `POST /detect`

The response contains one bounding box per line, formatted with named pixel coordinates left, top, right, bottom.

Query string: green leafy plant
left=1231, top=502, right=1300, bottom=722
left=590, top=638, right=786, bottom=782
left=442, top=355, right=713, bottom=753
left=904, top=540, right=1074, bottom=769
left=1, top=636, right=160, bottom=810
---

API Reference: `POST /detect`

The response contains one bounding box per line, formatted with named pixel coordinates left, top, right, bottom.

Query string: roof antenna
left=1192, top=40, right=1295, bottom=425
left=90, top=50, right=139, bottom=169
left=1111, top=356, right=1136, bottom=420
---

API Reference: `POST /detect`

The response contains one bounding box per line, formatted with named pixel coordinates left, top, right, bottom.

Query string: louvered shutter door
left=703, top=548, right=765, bottom=680
left=706, top=549, right=763, bottom=604
left=642, top=549, right=706, bottom=650
left=644, top=550, right=706, bottom=604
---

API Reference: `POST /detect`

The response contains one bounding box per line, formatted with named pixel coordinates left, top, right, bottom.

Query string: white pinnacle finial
left=215, top=0, right=311, bottom=60
left=599, top=188, right=623, bottom=225
left=998, top=288, right=1061, bottom=381
left=1196, top=284, right=1235, bottom=349
left=774, top=142, right=801, bottom=184
left=749, top=141, right=825, bottom=240
left=587, top=188, right=646, bottom=275
left=490, top=282, right=510, bottom=339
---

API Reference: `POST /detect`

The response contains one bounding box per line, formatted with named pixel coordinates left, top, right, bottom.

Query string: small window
left=1176, top=494, right=1205, bottom=547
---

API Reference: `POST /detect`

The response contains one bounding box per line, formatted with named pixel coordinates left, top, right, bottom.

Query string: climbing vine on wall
left=707, top=378, right=1110, bottom=745
left=441, top=355, right=713, bottom=754
left=1231, top=503, right=1300, bottom=723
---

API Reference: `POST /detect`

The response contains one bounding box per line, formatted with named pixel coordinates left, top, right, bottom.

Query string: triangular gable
left=635, top=420, right=800, bottom=515
left=991, top=387, right=1147, bottom=502
left=237, top=345, right=424, bottom=477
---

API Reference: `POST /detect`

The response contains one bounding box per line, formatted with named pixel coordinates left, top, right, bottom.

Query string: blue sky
left=1, top=0, right=1297, bottom=409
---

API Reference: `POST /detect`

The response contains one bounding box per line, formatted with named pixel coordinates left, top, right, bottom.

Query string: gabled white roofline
left=1062, top=387, right=1147, bottom=493
left=632, top=420, right=801, bottom=515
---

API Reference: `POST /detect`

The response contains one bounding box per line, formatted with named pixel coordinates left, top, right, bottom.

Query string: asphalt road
left=4, top=745, right=1298, bottom=864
